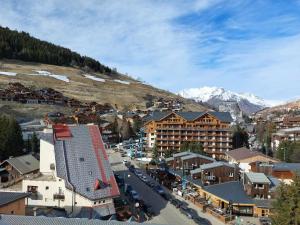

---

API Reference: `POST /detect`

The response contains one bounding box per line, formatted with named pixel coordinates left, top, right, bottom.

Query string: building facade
left=22, top=124, right=119, bottom=218
left=0, top=192, right=29, bottom=215
left=144, top=111, right=233, bottom=159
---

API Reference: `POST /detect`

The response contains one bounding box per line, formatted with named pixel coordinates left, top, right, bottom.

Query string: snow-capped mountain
left=178, top=87, right=268, bottom=115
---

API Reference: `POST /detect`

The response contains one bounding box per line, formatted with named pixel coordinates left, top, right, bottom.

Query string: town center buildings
left=144, top=111, right=233, bottom=159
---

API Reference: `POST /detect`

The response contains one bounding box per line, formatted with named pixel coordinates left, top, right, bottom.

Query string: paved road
left=108, top=149, right=227, bottom=225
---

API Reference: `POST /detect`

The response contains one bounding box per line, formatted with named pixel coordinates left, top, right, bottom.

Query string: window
left=89, top=171, right=93, bottom=176
left=45, top=186, right=49, bottom=190
left=103, top=200, right=105, bottom=203
left=11, top=211, right=14, bottom=214
left=75, top=202, right=77, bottom=205
left=79, top=157, right=85, bottom=162
left=50, top=163, right=55, bottom=170
left=229, top=172, right=234, bottom=177
left=86, top=187, right=90, bottom=192
left=94, top=201, right=97, bottom=205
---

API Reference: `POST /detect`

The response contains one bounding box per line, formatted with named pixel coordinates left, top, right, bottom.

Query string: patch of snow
left=49, top=74, right=69, bottom=82
left=27, top=70, right=69, bottom=82
left=84, top=74, right=105, bottom=82
left=35, top=70, right=51, bottom=76
left=0, top=71, right=17, bottom=76
left=114, top=79, right=130, bottom=85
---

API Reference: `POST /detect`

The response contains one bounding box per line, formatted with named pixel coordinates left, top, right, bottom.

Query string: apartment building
left=271, top=127, right=300, bottom=150
left=144, top=111, right=233, bottom=159
left=22, top=124, right=119, bottom=218
left=190, top=162, right=240, bottom=185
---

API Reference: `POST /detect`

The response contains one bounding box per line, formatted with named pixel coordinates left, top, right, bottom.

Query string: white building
left=22, top=124, right=119, bottom=219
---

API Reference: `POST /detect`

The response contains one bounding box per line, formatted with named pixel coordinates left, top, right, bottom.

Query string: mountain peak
left=178, top=86, right=268, bottom=115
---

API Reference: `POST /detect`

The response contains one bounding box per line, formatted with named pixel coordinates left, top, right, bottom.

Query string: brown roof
left=225, top=147, right=266, bottom=161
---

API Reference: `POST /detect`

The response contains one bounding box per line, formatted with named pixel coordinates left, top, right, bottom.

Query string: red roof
left=53, top=124, right=72, bottom=139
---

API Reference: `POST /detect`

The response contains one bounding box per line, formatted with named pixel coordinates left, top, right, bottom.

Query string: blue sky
left=0, top=0, right=300, bottom=104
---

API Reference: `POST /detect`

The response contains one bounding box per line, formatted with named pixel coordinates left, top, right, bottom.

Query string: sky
left=0, top=0, right=300, bottom=105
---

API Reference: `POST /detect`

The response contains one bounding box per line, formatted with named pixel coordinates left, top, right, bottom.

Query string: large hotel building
left=144, top=111, right=233, bottom=159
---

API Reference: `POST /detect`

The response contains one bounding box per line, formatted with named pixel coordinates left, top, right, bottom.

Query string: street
left=108, top=149, right=224, bottom=225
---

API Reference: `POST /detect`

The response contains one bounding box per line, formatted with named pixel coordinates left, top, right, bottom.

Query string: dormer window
left=79, top=157, right=85, bottom=162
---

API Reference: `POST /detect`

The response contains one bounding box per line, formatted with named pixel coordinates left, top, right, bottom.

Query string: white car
left=122, top=159, right=128, bottom=164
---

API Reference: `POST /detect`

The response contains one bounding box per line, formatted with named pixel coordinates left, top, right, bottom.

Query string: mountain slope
left=178, top=86, right=267, bottom=115
left=255, top=99, right=300, bottom=118
left=0, top=59, right=208, bottom=114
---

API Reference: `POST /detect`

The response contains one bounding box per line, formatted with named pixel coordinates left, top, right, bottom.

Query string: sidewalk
left=163, top=186, right=225, bottom=225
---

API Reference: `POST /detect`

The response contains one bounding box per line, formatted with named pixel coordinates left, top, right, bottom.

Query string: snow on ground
left=0, top=71, right=17, bottom=76
left=113, top=79, right=130, bottom=85
left=26, top=70, right=70, bottom=82
left=84, top=74, right=105, bottom=82
left=35, top=70, right=51, bottom=75
left=49, top=74, right=69, bottom=82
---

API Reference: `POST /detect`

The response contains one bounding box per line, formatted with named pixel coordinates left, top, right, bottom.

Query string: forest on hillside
left=0, top=26, right=115, bottom=74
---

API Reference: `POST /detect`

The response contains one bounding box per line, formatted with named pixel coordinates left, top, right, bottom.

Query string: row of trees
left=0, top=115, right=24, bottom=160
left=276, top=141, right=300, bottom=162
left=0, top=115, right=40, bottom=161
left=0, top=26, right=115, bottom=74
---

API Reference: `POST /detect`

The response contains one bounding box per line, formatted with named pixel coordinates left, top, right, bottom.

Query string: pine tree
left=30, top=132, right=39, bottom=154
left=272, top=174, right=300, bottom=224
left=0, top=115, right=24, bottom=160
left=152, top=144, right=159, bottom=160
left=232, top=125, right=249, bottom=149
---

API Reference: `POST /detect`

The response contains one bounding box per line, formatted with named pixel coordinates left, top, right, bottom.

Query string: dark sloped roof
left=253, top=199, right=274, bottom=209
left=176, top=112, right=205, bottom=121
left=204, top=181, right=254, bottom=205
left=0, top=215, right=167, bottom=225
left=273, top=163, right=300, bottom=172
left=181, top=153, right=215, bottom=162
left=40, top=132, right=54, bottom=145
left=54, top=125, right=119, bottom=201
left=209, top=112, right=233, bottom=123
left=1, top=154, right=39, bottom=175
left=0, top=192, right=29, bottom=206
left=144, top=111, right=233, bottom=123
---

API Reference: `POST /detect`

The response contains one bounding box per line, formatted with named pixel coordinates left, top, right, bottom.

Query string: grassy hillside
left=0, top=60, right=208, bottom=119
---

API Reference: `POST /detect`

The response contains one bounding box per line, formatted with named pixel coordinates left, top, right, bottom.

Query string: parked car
left=128, top=165, right=135, bottom=172
left=130, top=190, right=141, bottom=201
left=193, top=217, right=212, bottom=225
left=179, top=205, right=194, bottom=219
left=141, top=175, right=149, bottom=183
left=259, top=217, right=272, bottom=225
left=153, top=185, right=164, bottom=195
left=121, top=153, right=127, bottom=157
left=134, top=170, right=143, bottom=177
left=147, top=181, right=156, bottom=188
left=122, top=159, right=128, bottom=164
left=170, top=199, right=182, bottom=208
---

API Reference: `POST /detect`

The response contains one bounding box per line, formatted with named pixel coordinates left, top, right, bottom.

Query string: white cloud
left=0, top=0, right=299, bottom=104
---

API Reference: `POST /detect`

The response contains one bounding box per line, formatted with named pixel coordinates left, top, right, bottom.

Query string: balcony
left=53, top=193, right=65, bottom=200
left=205, top=176, right=216, bottom=181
